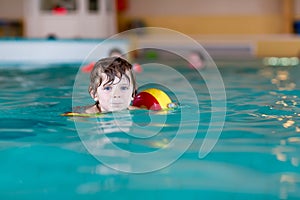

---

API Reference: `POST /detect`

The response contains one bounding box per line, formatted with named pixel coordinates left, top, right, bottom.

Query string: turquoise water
left=1, top=61, right=300, bottom=199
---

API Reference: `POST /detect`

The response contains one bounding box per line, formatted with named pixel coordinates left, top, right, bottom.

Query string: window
left=88, top=0, right=99, bottom=12
left=40, top=0, right=77, bottom=12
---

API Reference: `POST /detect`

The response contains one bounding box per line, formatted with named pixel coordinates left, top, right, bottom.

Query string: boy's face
left=93, top=71, right=133, bottom=112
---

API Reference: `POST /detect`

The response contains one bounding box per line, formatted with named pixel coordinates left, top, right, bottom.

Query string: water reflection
left=271, top=70, right=296, bottom=91
left=259, top=66, right=299, bottom=132
left=279, top=173, right=300, bottom=199
left=257, top=65, right=300, bottom=191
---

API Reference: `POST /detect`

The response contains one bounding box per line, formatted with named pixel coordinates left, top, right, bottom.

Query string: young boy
left=85, top=57, right=137, bottom=113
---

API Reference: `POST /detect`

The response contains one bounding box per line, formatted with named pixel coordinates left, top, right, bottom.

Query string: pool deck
left=0, top=34, right=299, bottom=67
left=193, top=34, right=300, bottom=58
left=134, top=33, right=300, bottom=58
left=0, top=39, right=130, bottom=66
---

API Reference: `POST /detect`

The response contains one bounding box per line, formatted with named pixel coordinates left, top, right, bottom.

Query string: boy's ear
left=132, top=89, right=137, bottom=98
left=90, top=90, right=99, bottom=101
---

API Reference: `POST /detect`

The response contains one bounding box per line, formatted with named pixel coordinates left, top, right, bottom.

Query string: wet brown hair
left=88, top=57, right=137, bottom=98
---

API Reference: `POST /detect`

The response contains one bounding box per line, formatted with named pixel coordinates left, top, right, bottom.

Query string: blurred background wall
left=118, top=0, right=284, bottom=34
left=0, top=0, right=300, bottom=57
left=1, top=0, right=300, bottom=35
left=0, top=0, right=24, bottom=19
left=119, top=0, right=296, bottom=35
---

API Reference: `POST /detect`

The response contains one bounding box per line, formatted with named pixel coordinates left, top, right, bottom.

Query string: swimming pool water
left=1, top=61, right=300, bottom=199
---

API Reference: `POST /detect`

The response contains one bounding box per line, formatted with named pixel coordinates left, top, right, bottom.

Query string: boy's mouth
left=111, top=102, right=124, bottom=107
left=111, top=101, right=123, bottom=104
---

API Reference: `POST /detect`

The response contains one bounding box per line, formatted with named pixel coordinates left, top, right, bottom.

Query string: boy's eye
left=120, top=86, right=129, bottom=91
left=103, top=86, right=112, bottom=91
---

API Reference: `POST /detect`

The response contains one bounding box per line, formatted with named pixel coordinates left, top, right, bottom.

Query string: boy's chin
left=111, top=108, right=127, bottom=112
left=103, top=106, right=128, bottom=112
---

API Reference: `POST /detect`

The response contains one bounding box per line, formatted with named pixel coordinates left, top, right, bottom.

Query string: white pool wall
left=0, top=39, right=129, bottom=65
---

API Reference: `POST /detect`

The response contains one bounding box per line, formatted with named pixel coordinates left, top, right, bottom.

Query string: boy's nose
left=113, top=95, right=120, bottom=98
